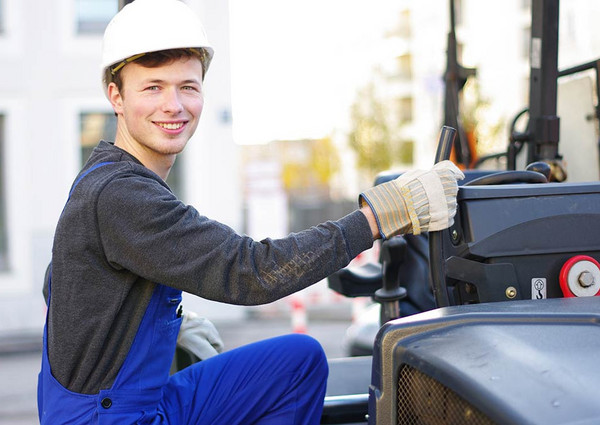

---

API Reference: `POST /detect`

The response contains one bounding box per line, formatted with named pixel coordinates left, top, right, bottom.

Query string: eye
left=144, top=85, right=160, bottom=91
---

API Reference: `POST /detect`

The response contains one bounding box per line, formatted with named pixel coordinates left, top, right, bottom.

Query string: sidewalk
left=0, top=313, right=358, bottom=425
left=0, top=331, right=42, bottom=356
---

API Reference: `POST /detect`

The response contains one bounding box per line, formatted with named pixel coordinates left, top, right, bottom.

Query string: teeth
left=157, top=122, right=184, bottom=130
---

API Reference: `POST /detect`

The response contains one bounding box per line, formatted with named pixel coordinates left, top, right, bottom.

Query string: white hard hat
left=101, top=0, right=214, bottom=94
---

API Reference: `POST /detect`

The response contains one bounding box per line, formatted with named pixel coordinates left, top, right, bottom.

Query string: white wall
left=181, top=0, right=245, bottom=321
left=0, top=0, right=240, bottom=333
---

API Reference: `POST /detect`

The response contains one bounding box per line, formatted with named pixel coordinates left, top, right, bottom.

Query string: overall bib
left=38, top=282, right=182, bottom=424
left=38, top=161, right=181, bottom=424
left=38, top=161, right=328, bottom=424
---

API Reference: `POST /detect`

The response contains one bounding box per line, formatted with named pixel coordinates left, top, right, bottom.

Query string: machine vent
left=397, top=365, right=495, bottom=425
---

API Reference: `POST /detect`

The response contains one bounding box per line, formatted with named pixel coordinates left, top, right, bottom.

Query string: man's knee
left=279, top=333, right=325, bottom=356
left=276, top=334, right=328, bottom=379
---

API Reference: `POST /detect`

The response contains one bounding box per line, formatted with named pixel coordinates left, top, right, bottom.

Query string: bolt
left=506, top=287, right=517, bottom=299
left=451, top=230, right=459, bottom=242
left=578, top=271, right=595, bottom=288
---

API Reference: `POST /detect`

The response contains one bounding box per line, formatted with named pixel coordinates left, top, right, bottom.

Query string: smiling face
left=107, top=56, right=204, bottom=177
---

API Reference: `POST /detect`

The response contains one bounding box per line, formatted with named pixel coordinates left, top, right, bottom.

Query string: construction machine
left=323, top=1, right=600, bottom=424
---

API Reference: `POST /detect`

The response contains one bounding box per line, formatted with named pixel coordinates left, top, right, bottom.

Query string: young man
left=38, top=0, right=464, bottom=424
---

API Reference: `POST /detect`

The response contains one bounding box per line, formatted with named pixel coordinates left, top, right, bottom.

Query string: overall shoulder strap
left=68, top=161, right=115, bottom=199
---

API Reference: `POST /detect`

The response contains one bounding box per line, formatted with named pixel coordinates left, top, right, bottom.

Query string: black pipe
left=429, top=126, right=457, bottom=307
left=526, top=0, right=560, bottom=164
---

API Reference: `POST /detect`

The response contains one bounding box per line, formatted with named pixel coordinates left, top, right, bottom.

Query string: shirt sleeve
left=96, top=174, right=373, bottom=305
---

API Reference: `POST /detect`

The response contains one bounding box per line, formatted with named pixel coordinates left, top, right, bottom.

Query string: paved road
left=0, top=351, right=40, bottom=425
left=0, top=317, right=356, bottom=425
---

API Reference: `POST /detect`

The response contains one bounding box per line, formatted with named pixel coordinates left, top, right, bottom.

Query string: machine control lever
left=374, top=237, right=408, bottom=324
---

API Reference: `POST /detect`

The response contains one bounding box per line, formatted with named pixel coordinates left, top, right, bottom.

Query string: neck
left=114, top=127, right=174, bottom=181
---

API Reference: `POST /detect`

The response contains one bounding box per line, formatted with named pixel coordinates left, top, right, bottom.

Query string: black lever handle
left=434, top=125, right=458, bottom=163
left=374, top=237, right=408, bottom=324
left=429, top=126, right=457, bottom=307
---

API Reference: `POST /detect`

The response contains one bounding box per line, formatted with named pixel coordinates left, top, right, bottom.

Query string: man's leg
left=160, top=333, right=328, bottom=425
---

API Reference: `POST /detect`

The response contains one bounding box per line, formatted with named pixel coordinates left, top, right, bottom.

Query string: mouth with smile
left=154, top=121, right=188, bottom=133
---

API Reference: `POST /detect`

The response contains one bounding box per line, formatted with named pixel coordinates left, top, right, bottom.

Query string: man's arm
left=360, top=206, right=381, bottom=240
left=97, top=176, right=374, bottom=305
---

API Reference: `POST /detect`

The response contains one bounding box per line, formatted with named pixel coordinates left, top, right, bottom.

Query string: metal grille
left=397, top=365, right=496, bottom=425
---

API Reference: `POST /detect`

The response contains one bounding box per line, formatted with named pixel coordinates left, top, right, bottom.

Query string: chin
left=160, top=139, right=189, bottom=155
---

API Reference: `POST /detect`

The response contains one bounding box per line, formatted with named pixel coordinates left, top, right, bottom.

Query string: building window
left=80, top=112, right=117, bottom=165
left=396, top=54, right=413, bottom=80
left=76, top=0, right=118, bottom=34
left=397, top=97, right=413, bottom=122
left=0, top=115, right=7, bottom=271
left=0, top=0, right=4, bottom=34
left=454, top=0, right=463, bottom=27
left=79, top=112, right=183, bottom=196
left=396, top=9, right=411, bottom=38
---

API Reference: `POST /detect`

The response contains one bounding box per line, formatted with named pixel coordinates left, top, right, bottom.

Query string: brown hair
left=104, top=48, right=208, bottom=92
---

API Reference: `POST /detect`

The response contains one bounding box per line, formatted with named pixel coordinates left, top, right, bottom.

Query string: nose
left=162, top=88, right=184, bottom=114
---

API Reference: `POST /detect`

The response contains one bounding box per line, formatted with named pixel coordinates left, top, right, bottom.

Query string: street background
left=0, top=304, right=358, bottom=425
left=2, top=2, right=600, bottom=424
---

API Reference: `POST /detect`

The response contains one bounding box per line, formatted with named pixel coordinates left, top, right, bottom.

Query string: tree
left=280, top=137, right=340, bottom=196
left=348, top=83, right=411, bottom=181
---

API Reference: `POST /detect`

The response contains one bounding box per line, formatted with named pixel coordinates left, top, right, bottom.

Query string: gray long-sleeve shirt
left=46, top=141, right=374, bottom=394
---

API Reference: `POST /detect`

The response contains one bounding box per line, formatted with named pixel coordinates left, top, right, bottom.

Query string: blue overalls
left=39, top=282, right=183, bottom=424
left=38, top=162, right=328, bottom=424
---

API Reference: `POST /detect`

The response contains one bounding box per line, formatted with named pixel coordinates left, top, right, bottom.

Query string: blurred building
left=366, top=0, right=531, bottom=169
left=370, top=0, right=600, bottom=169
left=241, top=138, right=356, bottom=239
left=0, top=0, right=239, bottom=334
left=2, top=0, right=600, bottom=336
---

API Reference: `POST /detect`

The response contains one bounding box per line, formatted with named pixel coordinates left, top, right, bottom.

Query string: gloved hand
left=177, top=310, right=224, bottom=360
left=359, top=160, right=465, bottom=239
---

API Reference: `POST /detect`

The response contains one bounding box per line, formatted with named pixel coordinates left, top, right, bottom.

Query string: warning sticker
left=532, top=278, right=547, bottom=299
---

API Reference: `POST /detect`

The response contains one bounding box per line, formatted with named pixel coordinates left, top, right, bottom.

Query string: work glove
left=177, top=310, right=224, bottom=360
left=359, top=160, right=465, bottom=239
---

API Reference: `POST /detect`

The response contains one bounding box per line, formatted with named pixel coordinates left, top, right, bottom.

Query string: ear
left=107, top=82, right=124, bottom=115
